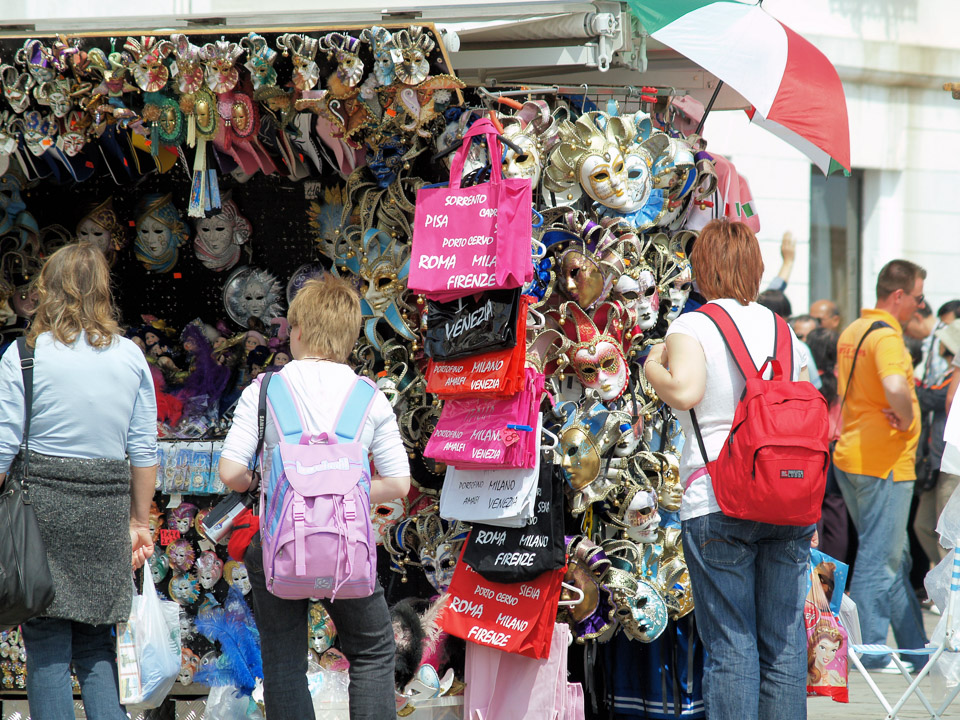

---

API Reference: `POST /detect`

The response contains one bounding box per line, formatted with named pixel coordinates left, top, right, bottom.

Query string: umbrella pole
left=695, top=80, right=724, bottom=135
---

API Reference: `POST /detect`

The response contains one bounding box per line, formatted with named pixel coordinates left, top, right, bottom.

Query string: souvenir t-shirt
left=665, top=299, right=805, bottom=521
left=833, top=309, right=919, bottom=481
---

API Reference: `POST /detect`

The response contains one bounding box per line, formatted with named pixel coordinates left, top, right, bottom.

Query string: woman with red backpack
left=645, top=219, right=818, bottom=720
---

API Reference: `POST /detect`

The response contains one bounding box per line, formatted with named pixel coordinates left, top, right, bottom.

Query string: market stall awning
left=628, top=0, right=851, bottom=175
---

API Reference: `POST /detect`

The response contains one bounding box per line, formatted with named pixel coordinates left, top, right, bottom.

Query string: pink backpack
left=258, top=372, right=378, bottom=600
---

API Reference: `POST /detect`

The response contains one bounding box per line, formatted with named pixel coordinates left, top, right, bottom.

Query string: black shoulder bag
left=0, top=337, right=55, bottom=629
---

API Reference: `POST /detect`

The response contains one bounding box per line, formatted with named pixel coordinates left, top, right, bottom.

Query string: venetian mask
left=276, top=34, right=320, bottom=92
left=368, top=137, right=406, bottom=188
left=372, top=497, right=408, bottom=545
left=76, top=198, right=125, bottom=256
left=195, top=551, right=224, bottom=590
left=22, top=111, right=56, bottom=156
left=200, top=39, right=243, bottom=94
left=624, top=489, right=660, bottom=543
left=149, top=551, right=170, bottom=584
left=0, top=173, right=27, bottom=235
left=169, top=573, right=200, bottom=604
left=616, top=265, right=660, bottom=331
left=166, top=540, right=196, bottom=572
left=11, top=285, right=39, bottom=317
left=361, top=27, right=397, bottom=86
left=665, top=261, right=692, bottom=322
left=309, top=603, right=337, bottom=654
left=1, top=66, right=34, bottom=114
left=35, top=80, right=72, bottom=118
left=559, top=426, right=601, bottom=492
left=168, top=502, right=199, bottom=534
left=560, top=303, right=629, bottom=402
left=193, top=196, right=252, bottom=272
left=223, top=267, right=284, bottom=328
left=225, top=561, right=252, bottom=595
left=179, top=649, right=199, bottom=685
left=499, top=101, right=558, bottom=187
left=241, top=33, right=278, bottom=90
left=134, top=194, right=189, bottom=273
left=558, top=250, right=605, bottom=309
left=419, top=542, right=458, bottom=593
left=15, top=40, right=54, bottom=84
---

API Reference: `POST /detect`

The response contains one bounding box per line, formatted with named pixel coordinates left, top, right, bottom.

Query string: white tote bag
left=440, top=454, right=539, bottom=527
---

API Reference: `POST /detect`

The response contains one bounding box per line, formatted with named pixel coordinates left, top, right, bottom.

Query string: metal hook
left=558, top=582, right=585, bottom=606
left=580, top=83, right=588, bottom=113
left=540, top=426, right=559, bottom=451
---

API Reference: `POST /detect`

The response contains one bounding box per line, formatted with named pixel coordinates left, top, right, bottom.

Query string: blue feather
left=194, top=585, right=263, bottom=693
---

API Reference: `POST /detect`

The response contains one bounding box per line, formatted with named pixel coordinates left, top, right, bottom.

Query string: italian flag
left=629, top=0, right=851, bottom=175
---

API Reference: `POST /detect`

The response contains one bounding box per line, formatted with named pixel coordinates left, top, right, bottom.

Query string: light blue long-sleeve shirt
left=0, top=332, right=158, bottom=473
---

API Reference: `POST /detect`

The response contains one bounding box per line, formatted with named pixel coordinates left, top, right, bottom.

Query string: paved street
left=809, top=608, right=953, bottom=719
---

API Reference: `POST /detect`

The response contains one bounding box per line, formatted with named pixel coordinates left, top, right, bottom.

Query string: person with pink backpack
left=220, top=274, right=411, bottom=719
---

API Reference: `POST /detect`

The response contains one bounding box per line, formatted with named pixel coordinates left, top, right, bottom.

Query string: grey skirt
left=12, top=451, right=132, bottom=625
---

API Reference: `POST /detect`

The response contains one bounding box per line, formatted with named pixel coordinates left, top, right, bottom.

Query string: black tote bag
left=423, top=288, right=520, bottom=360
left=0, top=338, right=55, bottom=629
left=461, top=454, right=566, bottom=583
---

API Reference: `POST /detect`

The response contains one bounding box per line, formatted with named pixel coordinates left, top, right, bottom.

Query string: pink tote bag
left=409, top=118, right=533, bottom=301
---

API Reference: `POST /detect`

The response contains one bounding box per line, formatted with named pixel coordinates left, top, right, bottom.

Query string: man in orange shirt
left=834, top=260, right=927, bottom=672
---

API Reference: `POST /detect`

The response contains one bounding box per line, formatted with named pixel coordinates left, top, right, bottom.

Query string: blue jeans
left=245, top=535, right=397, bottom=720
left=682, top=512, right=813, bottom=720
left=21, top=617, right=127, bottom=720
left=834, top=469, right=927, bottom=667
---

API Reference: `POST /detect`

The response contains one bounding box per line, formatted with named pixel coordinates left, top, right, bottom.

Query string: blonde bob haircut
left=689, top=219, right=764, bottom=306
left=287, top=274, right=362, bottom=363
left=28, top=243, right=121, bottom=349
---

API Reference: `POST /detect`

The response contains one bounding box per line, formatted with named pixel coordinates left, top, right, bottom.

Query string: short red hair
left=690, top=219, right=764, bottom=305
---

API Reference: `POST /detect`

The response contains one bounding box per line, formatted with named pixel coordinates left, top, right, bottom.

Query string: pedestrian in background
left=833, top=259, right=927, bottom=673
left=0, top=244, right=158, bottom=720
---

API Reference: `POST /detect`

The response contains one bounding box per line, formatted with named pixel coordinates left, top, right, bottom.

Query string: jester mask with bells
left=553, top=399, right=641, bottom=515
left=613, top=256, right=660, bottom=332
left=641, top=527, right=694, bottom=620
left=542, top=212, right=634, bottom=312
left=544, top=111, right=666, bottom=229
left=499, top=100, right=560, bottom=188
left=601, top=538, right=669, bottom=642
left=560, top=536, right=617, bottom=643
left=334, top=226, right=416, bottom=350
left=557, top=301, right=630, bottom=402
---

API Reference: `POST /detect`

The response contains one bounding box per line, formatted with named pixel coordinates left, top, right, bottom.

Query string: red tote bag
left=440, top=547, right=564, bottom=660
left=408, top=118, right=533, bottom=301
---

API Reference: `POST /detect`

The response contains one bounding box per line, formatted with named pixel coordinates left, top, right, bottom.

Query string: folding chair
left=847, top=545, right=960, bottom=720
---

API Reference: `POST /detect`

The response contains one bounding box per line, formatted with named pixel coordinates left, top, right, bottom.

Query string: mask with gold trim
left=556, top=301, right=629, bottom=402
left=601, top=539, right=668, bottom=642
left=134, top=193, right=189, bottom=273
left=276, top=33, right=320, bottom=92
left=392, top=28, right=435, bottom=86
left=199, top=38, right=243, bottom=94
left=560, top=536, right=617, bottom=643
left=123, top=36, right=174, bottom=93
left=241, top=32, right=277, bottom=90
left=34, top=79, right=72, bottom=118
left=499, top=100, right=560, bottom=187
left=553, top=399, right=636, bottom=515
left=76, top=196, right=126, bottom=257
left=1, top=66, right=34, bottom=115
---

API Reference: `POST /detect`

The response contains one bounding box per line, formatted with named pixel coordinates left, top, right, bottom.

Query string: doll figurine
left=134, top=193, right=189, bottom=273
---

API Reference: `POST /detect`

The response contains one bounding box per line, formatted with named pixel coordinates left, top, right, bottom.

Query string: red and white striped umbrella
left=631, top=0, right=851, bottom=175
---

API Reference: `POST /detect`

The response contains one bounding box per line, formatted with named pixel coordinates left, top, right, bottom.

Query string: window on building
left=809, top=169, right=863, bottom=326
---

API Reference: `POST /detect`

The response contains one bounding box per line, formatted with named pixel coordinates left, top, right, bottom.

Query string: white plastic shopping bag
left=117, top=569, right=182, bottom=707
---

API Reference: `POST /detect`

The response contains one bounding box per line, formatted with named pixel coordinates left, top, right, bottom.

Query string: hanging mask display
left=75, top=196, right=126, bottom=260
left=241, top=33, right=277, bottom=91
left=21, top=110, right=57, bottom=156
left=557, top=302, right=630, bottom=402
left=415, top=512, right=469, bottom=593
left=371, top=496, right=409, bottom=546
left=123, top=36, right=175, bottom=93
left=276, top=34, right=320, bottom=92
left=614, top=260, right=660, bottom=332
left=134, top=193, right=189, bottom=273
left=166, top=539, right=196, bottom=572
left=143, top=92, right=186, bottom=150
left=179, top=649, right=200, bottom=685
left=170, top=34, right=204, bottom=94
left=320, top=33, right=365, bottom=90
left=559, top=537, right=617, bottom=643
left=57, top=111, right=88, bottom=157
left=195, top=551, right=224, bottom=590
left=192, top=194, right=252, bottom=272
left=601, top=540, right=669, bottom=643
left=148, top=550, right=170, bottom=584
left=391, top=28, right=435, bottom=86
left=34, top=79, right=72, bottom=118
left=309, top=603, right=337, bottom=655
left=360, top=26, right=397, bottom=87
left=223, top=266, right=284, bottom=328
left=224, top=560, right=252, bottom=595
left=199, top=38, right=243, bottom=94
left=663, top=259, right=693, bottom=322
left=500, top=100, right=559, bottom=187
left=169, top=572, right=201, bottom=604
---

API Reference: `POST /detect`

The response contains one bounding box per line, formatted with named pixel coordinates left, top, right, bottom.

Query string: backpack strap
left=333, top=377, right=378, bottom=443
left=264, top=373, right=307, bottom=444
left=695, top=303, right=759, bottom=381
left=838, top=320, right=891, bottom=416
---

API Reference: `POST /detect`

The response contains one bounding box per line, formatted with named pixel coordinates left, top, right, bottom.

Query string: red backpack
left=689, top=304, right=830, bottom=526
